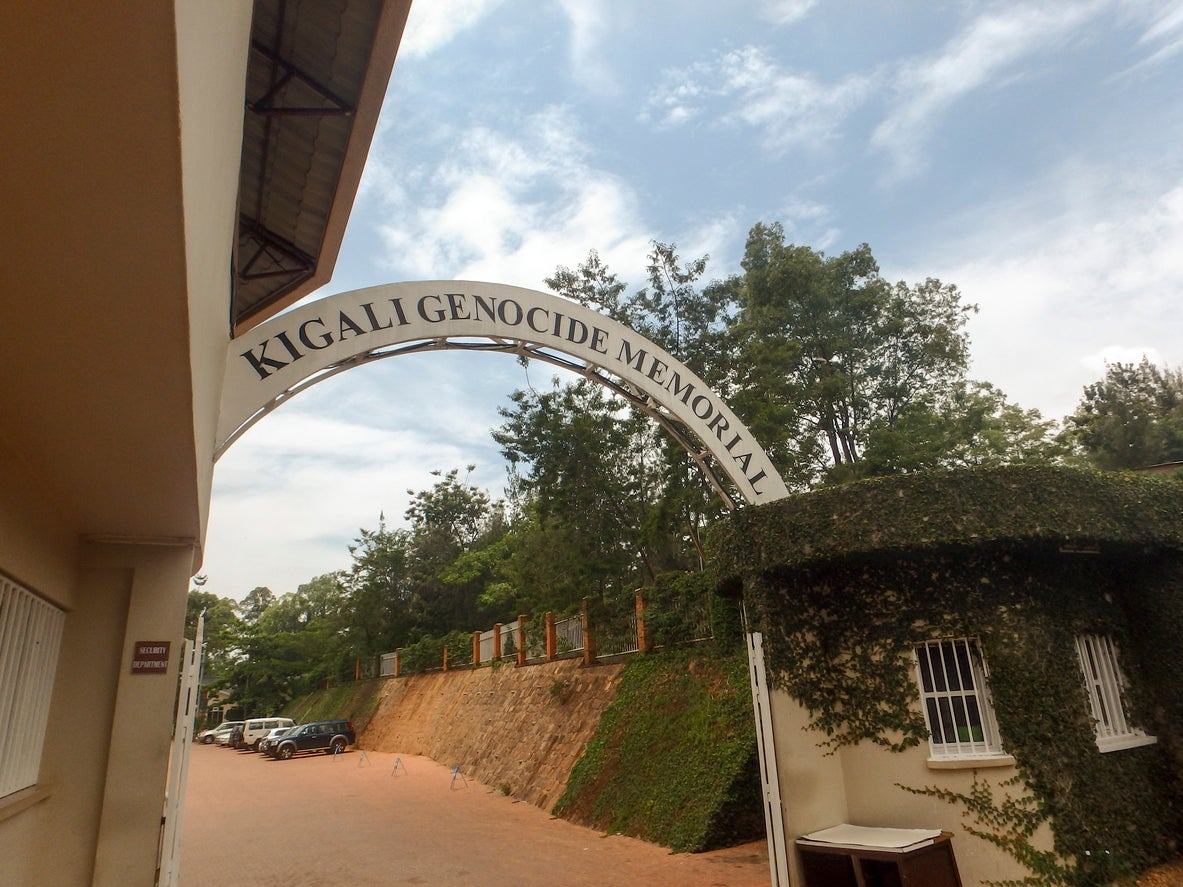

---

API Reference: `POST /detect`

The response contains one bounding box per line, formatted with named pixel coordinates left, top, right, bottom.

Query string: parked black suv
left=266, top=719, right=356, bottom=759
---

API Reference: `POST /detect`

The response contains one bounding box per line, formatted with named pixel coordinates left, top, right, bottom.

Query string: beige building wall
left=768, top=685, right=1054, bottom=887
left=0, top=2, right=251, bottom=884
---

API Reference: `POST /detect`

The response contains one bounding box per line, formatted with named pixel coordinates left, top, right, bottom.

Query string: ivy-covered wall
left=553, top=647, right=764, bottom=853
left=707, top=465, right=1183, bottom=885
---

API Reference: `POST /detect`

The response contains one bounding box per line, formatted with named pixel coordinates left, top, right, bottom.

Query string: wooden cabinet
left=796, top=829, right=962, bottom=887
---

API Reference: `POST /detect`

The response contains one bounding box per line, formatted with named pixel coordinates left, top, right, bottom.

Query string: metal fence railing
left=379, top=652, right=397, bottom=677
left=380, top=589, right=715, bottom=678
left=498, top=620, right=520, bottom=662
left=553, top=614, right=584, bottom=658
left=596, top=611, right=639, bottom=658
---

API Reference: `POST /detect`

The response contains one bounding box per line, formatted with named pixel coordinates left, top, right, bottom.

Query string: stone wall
left=360, top=657, right=624, bottom=811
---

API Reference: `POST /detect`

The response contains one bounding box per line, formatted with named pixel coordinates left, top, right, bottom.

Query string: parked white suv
left=239, top=717, right=295, bottom=751
left=197, top=720, right=242, bottom=745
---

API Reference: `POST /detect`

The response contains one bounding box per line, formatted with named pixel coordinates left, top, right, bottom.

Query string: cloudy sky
left=202, top=0, right=1183, bottom=602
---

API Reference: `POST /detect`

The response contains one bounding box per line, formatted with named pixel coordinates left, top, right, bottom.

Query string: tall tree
left=859, top=381, right=1067, bottom=473
left=239, top=586, right=275, bottom=623
left=1065, top=357, right=1183, bottom=469
left=342, top=516, right=413, bottom=653
left=493, top=377, right=691, bottom=602
left=727, top=222, right=979, bottom=487
left=546, top=245, right=730, bottom=561
left=545, top=249, right=630, bottom=323
left=185, top=586, right=241, bottom=689
left=218, top=574, right=351, bottom=715
left=403, top=468, right=503, bottom=636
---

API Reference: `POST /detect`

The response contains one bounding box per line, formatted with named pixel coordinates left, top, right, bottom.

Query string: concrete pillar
left=581, top=599, right=596, bottom=666
left=634, top=589, right=648, bottom=653
left=82, top=541, right=195, bottom=887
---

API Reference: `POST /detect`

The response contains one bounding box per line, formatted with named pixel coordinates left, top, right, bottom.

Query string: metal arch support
left=215, top=333, right=739, bottom=509
left=217, top=281, right=788, bottom=506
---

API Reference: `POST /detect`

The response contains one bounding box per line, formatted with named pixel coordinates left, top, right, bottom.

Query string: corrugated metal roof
left=233, top=0, right=410, bottom=333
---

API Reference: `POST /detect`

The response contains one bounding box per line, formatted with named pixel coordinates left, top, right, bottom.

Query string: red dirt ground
left=179, top=742, right=772, bottom=887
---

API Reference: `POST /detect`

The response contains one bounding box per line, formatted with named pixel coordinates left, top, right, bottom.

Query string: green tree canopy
left=1065, top=357, right=1183, bottom=470
left=212, top=224, right=1069, bottom=695
left=720, top=222, right=1061, bottom=486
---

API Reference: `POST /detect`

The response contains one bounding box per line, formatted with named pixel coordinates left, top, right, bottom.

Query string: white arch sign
left=217, top=281, right=788, bottom=507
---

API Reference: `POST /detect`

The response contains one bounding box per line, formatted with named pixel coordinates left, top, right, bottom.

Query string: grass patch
left=282, top=679, right=386, bottom=734
left=553, top=647, right=764, bottom=852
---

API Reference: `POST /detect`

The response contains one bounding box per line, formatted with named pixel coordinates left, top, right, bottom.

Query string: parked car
left=265, top=719, right=356, bottom=760
left=217, top=724, right=243, bottom=747
left=256, top=726, right=293, bottom=756
left=237, top=717, right=295, bottom=750
left=197, top=721, right=242, bottom=745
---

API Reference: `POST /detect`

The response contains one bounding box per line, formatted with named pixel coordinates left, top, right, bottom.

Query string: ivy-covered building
left=710, top=465, right=1183, bottom=886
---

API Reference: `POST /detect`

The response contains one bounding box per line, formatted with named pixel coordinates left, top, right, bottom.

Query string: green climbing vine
left=900, top=775, right=1071, bottom=887
left=706, top=465, right=1183, bottom=885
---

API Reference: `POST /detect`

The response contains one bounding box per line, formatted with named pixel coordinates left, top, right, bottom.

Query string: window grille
left=0, top=575, right=64, bottom=799
left=914, top=638, right=1004, bottom=759
left=1074, top=634, right=1156, bottom=752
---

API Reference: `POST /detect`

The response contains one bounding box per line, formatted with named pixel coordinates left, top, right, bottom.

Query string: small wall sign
left=131, top=641, right=171, bottom=674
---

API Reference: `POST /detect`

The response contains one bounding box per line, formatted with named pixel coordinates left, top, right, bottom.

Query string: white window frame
left=914, top=637, right=1006, bottom=761
left=1074, top=634, right=1157, bottom=753
left=0, top=574, right=64, bottom=801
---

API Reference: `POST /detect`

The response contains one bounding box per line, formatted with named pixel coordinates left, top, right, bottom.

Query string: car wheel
left=330, top=737, right=346, bottom=754
left=252, top=739, right=262, bottom=752
left=277, top=744, right=294, bottom=760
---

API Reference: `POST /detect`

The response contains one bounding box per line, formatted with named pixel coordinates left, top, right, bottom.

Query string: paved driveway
left=180, top=742, right=771, bottom=887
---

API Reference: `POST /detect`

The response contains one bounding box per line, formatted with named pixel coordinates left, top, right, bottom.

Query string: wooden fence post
left=546, top=612, right=556, bottom=661
left=516, top=615, right=527, bottom=665
left=492, top=623, right=502, bottom=660
left=442, top=645, right=449, bottom=672
left=394, top=648, right=401, bottom=678
left=472, top=630, right=481, bottom=667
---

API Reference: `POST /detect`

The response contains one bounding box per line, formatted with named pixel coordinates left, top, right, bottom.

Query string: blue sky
left=203, top=0, right=1183, bottom=601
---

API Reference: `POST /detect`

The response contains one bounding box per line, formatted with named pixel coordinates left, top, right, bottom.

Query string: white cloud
left=872, top=2, right=1104, bottom=180
left=1082, top=345, right=1165, bottom=376
left=1121, top=0, right=1183, bottom=71
left=398, top=0, right=507, bottom=58
left=205, top=354, right=519, bottom=599
left=759, top=0, right=817, bottom=26
left=776, top=196, right=841, bottom=251
left=892, top=175, right=1183, bottom=421
left=642, top=46, right=872, bottom=153
left=558, top=0, right=618, bottom=94
left=207, top=412, right=437, bottom=597
left=372, top=107, right=655, bottom=289
left=1138, top=0, right=1183, bottom=45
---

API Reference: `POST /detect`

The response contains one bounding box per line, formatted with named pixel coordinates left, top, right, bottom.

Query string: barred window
left=914, top=638, right=1005, bottom=759
left=1075, top=634, right=1157, bottom=753
left=0, top=574, right=64, bottom=799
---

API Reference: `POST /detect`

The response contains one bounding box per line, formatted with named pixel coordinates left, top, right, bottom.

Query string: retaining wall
left=360, top=657, right=624, bottom=811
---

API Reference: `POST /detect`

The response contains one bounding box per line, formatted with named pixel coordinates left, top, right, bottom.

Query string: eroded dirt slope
left=360, top=658, right=624, bottom=810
